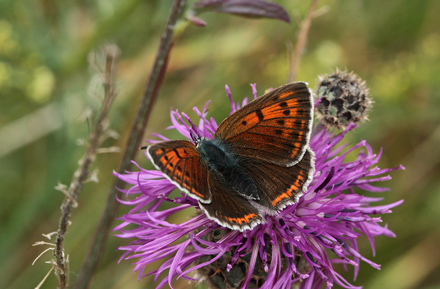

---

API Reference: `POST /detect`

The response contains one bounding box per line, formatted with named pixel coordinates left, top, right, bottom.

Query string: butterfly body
left=147, top=82, right=315, bottom=231
left=197, top=138, right=259, bottom=201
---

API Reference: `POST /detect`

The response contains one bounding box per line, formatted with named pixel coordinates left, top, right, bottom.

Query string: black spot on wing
left=256, top=109, right=264, bottom=121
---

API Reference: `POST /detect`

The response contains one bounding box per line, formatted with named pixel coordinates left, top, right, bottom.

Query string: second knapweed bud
left=315, top=70, right=372, bottom=129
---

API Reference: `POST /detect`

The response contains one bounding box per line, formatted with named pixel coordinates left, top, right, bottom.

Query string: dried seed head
left=315, top=70, right=372, bottom=129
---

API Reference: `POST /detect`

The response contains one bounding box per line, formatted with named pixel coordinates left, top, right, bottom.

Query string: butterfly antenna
left=202, top=111, right=207, bottom=138
left=201, top=99, right=213, bottom=138
left=140, top=145, right=148, bottom=150
left=190, top=132, right=198, bottom=144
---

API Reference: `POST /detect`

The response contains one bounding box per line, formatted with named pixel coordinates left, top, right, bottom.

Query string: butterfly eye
left=190, top=132, right=203, bottom=144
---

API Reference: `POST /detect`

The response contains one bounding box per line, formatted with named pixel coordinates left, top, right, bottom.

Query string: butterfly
left=147, top=82, right=315, bottom=231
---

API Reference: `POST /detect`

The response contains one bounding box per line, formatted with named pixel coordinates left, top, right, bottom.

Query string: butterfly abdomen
left=198, top=139, right=259, bottom=201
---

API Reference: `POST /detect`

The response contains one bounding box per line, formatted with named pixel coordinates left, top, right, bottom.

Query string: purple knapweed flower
left=114, top=83, right=404, bottom=289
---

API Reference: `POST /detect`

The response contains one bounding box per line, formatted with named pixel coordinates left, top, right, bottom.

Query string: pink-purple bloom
left=114, top=84, right=404, bottom=289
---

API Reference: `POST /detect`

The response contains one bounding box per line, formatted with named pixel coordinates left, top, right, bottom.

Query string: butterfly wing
left=199, top=173, right=263, bottom=231
left=216, top=82, right=313, bottom=167
left=242, top=148, right=315, bottom=211
left=147, top=140, right=211, bottom=203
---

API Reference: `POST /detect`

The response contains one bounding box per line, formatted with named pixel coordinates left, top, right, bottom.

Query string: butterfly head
left=190, top=131, right=204, bottom=146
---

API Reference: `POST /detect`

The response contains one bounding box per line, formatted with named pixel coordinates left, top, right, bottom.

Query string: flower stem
left=288, top=0, right=320, bottom=82
left=54, top=45, right=119, bottom=289
left=73, top=1, right=188, bottom=289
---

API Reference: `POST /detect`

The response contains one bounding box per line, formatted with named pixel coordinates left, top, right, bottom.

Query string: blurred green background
left=1, top=0, right=439, bottom=288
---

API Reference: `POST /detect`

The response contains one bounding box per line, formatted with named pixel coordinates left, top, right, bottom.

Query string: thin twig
left=35, top=266, right=55, bottom=289
left=53, top=45, right=119, bottom=289
left=288, top=0, right=320, bottom=82
left=32, top=247, right=54, bottom=266
left=74, top=1, right=187, bottom=288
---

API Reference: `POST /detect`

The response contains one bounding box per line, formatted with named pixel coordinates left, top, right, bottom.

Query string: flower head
left=114, top=84, right=403, bottom=289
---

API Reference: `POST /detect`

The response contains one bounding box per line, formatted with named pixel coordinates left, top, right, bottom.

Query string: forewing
left=242, top=149, right=315, bottom=211
left=147, top=140, right=211, bottom=203
left=216, top=82, right=313, bottom=166
left=199, top=174, right=263, bottom=231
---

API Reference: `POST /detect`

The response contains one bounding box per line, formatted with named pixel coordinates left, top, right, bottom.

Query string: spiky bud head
left=315, top=70, right=372, bottom=129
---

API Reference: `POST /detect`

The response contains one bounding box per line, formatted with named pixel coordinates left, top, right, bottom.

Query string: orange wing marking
left=272, top=172, right=305, bottom=207
left=224, top=213, right=258, bottom=225
left=278, top=91, right=295, bottom=99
